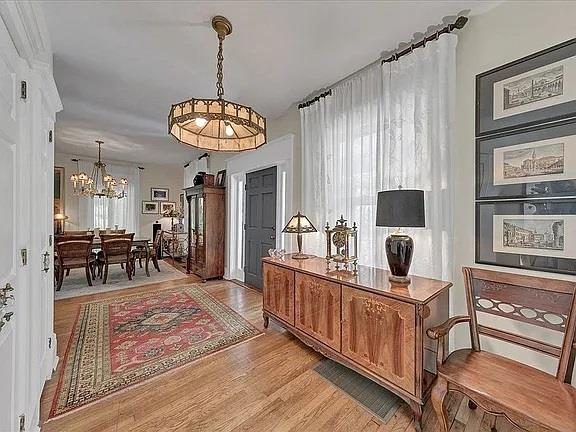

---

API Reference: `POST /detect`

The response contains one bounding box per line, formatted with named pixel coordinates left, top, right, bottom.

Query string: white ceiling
left=43, top=1, right=500, bottom=164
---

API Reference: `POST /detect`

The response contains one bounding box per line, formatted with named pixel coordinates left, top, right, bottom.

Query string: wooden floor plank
left=40, top=269, right=526, bottom=432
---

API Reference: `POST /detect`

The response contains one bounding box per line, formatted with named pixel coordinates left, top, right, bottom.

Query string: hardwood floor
left=40, top=275, right=524, bottom=432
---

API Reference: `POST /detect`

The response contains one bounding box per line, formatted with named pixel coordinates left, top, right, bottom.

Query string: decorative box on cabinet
left=262, top=255, right=451, bottom=432
left=185, top=185, right=225, bottom=281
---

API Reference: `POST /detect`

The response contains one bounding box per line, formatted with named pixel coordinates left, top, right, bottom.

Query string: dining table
left=91, top=237, right=151, bottom=277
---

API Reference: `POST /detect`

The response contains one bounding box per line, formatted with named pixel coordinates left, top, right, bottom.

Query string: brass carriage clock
left=325, top=215, right=358, bottom=273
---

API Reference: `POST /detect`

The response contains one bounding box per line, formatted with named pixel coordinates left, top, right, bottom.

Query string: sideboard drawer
left=341, top=286, right=416, bottom=395
left=295, top=273, right=341, bottom=351
left=263, top=263, right=295, bottom=325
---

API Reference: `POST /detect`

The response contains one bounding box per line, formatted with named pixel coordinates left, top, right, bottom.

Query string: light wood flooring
left=40, top=269, right=524, bottom=432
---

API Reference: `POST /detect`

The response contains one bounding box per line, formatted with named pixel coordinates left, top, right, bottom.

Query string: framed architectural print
left=476, top=199, right=576, bottom=275
left=477, top=38, right=576, bottom=136
left=142, top=201, right=159, bottom=214
left=477, top=119, right=576, bottom=199
left=151, top=187, right=169, bottom=201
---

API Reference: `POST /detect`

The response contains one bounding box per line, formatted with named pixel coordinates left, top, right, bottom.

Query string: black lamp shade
left=376, top=190, right=425, bottom=228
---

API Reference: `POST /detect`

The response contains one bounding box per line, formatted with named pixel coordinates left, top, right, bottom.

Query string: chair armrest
left=427, top=316, right=471, bottom=340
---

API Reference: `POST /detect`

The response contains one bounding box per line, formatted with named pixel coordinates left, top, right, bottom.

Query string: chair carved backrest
left=153, top=230, right=163, bottom=251
left=109, top=229, right=126, bottom=234
left=100, top=233, right=134, bottom=260
left=59, top=230, right=90, bottom=236
left=462, top=267, right=576, bottom=383
left=55, top=235, right=94, bottom=265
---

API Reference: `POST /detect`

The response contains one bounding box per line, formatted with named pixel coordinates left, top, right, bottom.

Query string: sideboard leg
left=263, top=315, right=269, bottom=329
left=409, top=400, right=423, bottom=432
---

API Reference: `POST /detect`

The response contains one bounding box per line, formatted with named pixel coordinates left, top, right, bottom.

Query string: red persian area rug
left=49, top=285, right=262, bottom=419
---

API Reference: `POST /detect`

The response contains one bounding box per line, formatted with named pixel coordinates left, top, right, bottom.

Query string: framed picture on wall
left=54, top=166, right=65, bottom=214
left=151, top=187, right=169, bottom=201
left=142, top=201, right=159, bottom=214
left=476, top=119, right=576, bottom=199
left=179, top=193, right=185, bottom=211
left=476, top=199, right=576, bottom=275
left=161, top=201, right=176, bottom=215
left=476, top=38, right=576, bottom=136
left=216, top=169, right=226, bottom=187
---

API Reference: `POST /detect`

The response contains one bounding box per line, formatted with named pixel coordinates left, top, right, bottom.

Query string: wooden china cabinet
left=262, top=256, right=451, bottom=432
left=185, top=185, right=225, bottom=281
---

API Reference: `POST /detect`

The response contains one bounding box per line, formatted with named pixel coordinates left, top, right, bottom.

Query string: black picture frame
left=142, top=201, right=159, bottom=214
left=216, top=169, right=226, bottom=187
left=476, top=38, right=576, bottom=137
left=476, top=119, right=576, bottom=200
left=476, top=199, right=576, bottom=275
left=151, top=187, right=169, bottom=201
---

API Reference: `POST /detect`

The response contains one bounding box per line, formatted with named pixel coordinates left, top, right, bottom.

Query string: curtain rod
left=297, top=16, right=468, bottom=110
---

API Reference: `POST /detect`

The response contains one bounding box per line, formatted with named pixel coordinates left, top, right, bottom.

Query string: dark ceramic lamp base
left=385, top=233, right=414, bottom=283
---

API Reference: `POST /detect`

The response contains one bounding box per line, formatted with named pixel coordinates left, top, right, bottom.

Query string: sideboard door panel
left=295, top=273, right=341, bottom=351
left=263, top=264, right=295, bottom=324
left=341, top=286, right=416, bottom=394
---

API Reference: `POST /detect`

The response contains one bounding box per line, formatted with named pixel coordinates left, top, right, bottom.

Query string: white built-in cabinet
left=0, top=2, right=62, bottom=431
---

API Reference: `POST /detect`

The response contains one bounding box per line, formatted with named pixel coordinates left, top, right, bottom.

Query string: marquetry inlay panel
left=295, top=273, right=341, bottom=351
left=341, top=286, right=416, bottom=394
left=473, top=279, right=570, bottom=331
left=263, top=263, right=294, bottom=325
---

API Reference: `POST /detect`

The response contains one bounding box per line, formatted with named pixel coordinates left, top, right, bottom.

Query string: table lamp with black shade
left=282, top=212, right=317, bottom=259
left=376, top=188, right=425, bottom=283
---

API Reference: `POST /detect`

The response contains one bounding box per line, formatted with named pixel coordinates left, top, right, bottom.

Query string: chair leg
left=152, top=256, right=160, bottom=272
left=121, top=262, right=124, bottom=269
left=103, top=264, right=109, bottom=284
left=431, top=377, right=450, bottom=432
left=85, top=265, right=93, bottom=286
left=91, top=263, right=96, bottom=280
left=127, top=261, right=132, bottom=280
left=56, top=266, right=64, bottom=291
left=66, top=268, right=70, bottom=276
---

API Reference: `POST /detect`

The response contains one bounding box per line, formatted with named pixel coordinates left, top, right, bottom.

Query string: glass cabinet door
left=197, top=194, right=205, bottom=265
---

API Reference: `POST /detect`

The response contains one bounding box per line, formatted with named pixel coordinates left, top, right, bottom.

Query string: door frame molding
left=225, top=134, right=294, bottom=281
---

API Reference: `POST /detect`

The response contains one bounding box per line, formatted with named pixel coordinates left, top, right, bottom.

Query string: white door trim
left=225, top=134, right=294, bottom=281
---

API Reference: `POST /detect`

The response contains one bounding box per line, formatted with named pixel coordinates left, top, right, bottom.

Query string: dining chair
left=132, top=230, right=162, bottom=275
left=98, top=233, right=135, bottom=284
left=54, top=234, right=95, bottom=291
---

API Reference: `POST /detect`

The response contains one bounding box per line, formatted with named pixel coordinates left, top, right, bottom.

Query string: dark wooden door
left=244, top=166, right=277, bottom=289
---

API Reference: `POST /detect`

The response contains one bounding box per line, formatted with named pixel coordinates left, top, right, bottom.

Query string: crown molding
left=0, top=1, right=62, bottom=113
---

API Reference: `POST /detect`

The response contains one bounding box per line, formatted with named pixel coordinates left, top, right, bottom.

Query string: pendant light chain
left=216, top=36, right=225, bottom=99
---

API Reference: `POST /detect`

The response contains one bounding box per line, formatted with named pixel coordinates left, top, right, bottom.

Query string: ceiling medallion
left=168, top=16, right=266, bottom=152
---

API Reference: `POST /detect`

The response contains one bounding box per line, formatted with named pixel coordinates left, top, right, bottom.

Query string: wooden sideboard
left=262, top=255, right=452, bottom=431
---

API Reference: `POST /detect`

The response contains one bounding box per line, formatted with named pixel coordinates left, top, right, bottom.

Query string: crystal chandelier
left=69, top=140, right=127, bottom=199
left=168, top=16, right=266, bottom=152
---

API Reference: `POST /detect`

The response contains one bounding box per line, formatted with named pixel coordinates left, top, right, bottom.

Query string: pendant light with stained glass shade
left=168, top=16, right=266, bottom=152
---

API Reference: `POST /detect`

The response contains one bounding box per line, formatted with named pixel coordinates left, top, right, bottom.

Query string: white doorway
left=225, top=134, right=294, bottom=281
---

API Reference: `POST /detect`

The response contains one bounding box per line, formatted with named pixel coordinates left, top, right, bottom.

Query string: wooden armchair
left=98, top=233, right=135, bottom=284
left=428, top=267, right=576, bottom=432
left=54, top=235, right=95, bottom=291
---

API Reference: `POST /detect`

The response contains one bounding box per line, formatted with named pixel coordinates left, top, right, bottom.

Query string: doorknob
left=270, top=235, right=276, bottom=240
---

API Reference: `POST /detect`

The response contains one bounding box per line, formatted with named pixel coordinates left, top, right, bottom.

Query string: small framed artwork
left=161, top=201, right=176, bottom=214
left=477, top=38, right=576, bottom=136
left=142, top=201, right=159, bottom=214
left=151, top=187, right=169, bottom=201
left=476, top=199, right=576, bottom=275
left=54, top=166, right=65, bottom=214
left=179, top=193, right=185, bottom=211
left=216, top=169, right=227, bottom=187
left=477, top=119, right=576, bottom=199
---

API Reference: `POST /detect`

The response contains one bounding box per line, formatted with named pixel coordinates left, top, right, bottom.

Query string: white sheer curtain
left=301, top=34, right=456, bottom=280
left=78, top=161, right=140, bottom=235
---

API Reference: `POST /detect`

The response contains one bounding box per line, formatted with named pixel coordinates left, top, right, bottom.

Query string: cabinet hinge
left=244, top=184, right=247, bottom=190
left=49, top=130, right=53, bottom=143
left=48, top=337, right=52, bottom=349
left=49, top=235, right=53, bottom=246
left=20, top=249, right=27, bottom=266
left=19, top=415, right=25, bottom=431
left=20, top=81, right=27, bottom=100
left=243, top=224, right=247, bottom=230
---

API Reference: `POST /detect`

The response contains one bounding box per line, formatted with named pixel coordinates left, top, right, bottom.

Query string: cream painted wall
left=454, top=0, right=576, bottom=383
left=54, top=152, right=183, bottom=237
